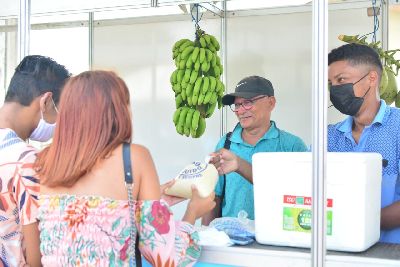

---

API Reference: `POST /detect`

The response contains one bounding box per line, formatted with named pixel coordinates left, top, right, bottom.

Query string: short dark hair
left=328, top=43, right=382, bottom=74
left=5, top=55, right=71, bottom=106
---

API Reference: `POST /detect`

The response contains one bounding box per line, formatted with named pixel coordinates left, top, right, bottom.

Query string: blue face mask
left=329, top=73, right=370, bottom=116
left=29, top=98, right=58, bottom=142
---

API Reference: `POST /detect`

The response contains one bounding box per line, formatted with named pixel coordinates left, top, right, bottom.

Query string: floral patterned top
left=38, top=195, right=201, bottom=267
left=0, top=128, right=39, bottom=267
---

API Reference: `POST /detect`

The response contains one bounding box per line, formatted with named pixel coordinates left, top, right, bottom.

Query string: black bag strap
left=219, top=132, right=232, bottom=217
left=122, top=143, right=142, bottom=267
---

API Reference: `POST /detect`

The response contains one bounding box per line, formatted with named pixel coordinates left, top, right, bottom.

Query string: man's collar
left=230, top=120, right=279, bottom=144
left=336, top=100, right=387, bottom=133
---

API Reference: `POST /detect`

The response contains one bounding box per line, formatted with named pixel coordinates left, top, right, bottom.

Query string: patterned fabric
left=328, top=100, right=400, bottom=244
left=38, top=195, right=201, bottom=267
left=0, top=128, right=39, bottom=267
left=214, top=121, right=308, bottom=219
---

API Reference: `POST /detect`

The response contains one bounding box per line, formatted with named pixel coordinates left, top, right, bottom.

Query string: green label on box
left=283, top=207, right=332, bottom=235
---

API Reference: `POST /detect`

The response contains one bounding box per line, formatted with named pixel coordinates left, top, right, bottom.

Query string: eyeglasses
left=229, top=95, right=267, bottom=112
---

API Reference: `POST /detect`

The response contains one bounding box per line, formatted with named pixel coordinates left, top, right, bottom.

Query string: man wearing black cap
left=202, top=75, right=307, bottom=224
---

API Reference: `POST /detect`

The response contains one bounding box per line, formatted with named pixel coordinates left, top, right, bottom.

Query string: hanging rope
left=360, top=0, right=382, bottom=43
left=191, top=4, right=204, bottom=39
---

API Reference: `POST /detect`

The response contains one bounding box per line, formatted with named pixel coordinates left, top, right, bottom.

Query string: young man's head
left=2, top=55, right=70, bottom=141
left=6, top=55, right=70, bottom=106
left=328, top=43, right=382, bottom=117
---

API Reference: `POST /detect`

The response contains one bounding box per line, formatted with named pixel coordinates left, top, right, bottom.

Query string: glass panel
left=30, top=13, right=89, bottom=75
left=0, top=18, right=18, bottom=106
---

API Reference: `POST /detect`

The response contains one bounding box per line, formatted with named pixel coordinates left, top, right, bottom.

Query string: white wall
left=91, top=7, right=378, bottom=218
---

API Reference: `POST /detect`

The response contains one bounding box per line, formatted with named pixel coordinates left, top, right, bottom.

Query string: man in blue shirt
left=201, top=76, right=307, bottom=225
left=328, top=43, right=400, bottom=244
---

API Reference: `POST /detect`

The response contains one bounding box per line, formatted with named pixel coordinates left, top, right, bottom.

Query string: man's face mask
left=30, top=97, right=58, bottom=142
left=329, top=72, right=370, bottom=116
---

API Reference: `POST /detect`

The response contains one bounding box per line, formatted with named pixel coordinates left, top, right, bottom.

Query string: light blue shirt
left=328, top=100, right=400, bottom=244
left=214, top=121, right=308, bottom=220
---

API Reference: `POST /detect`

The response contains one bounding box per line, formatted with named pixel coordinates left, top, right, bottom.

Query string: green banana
left=211, top=53, right=217, bottom=67
left=187, top=94, right=193, bottom=106
left=197, top=93, right=205, bottom=105
left=210, top=92, right=218, bottom=105
left=181, top=46, right=194, bottom=60
left=193, top=77, right=202, bottom=96
left=213, top=65, right=221, bottom=77
left=173, top=83, right=181, bottom=94
left=191, top=110, right=200, bottom=131
left=186, top=58, right=194, bottom=69
left=181, top=80, right=188, bottom=90
left=179, top=59, right=186, bottom=70
left=179, top=40, right=194, bottom=52
left=181, top=88, right=186, bottom=101
left=186, top=83, right=194, bottom=97
left=199, top=36, right=207, bottom=48
left=170, top=70, right=177, bottom=85
left=206, top=101, right=217, bottom=118
left=203, top=90, right=213, bottom=104
left=199, top=48, right=206, bottom=63
left=209, top=35, right=220, bottom=51
left=206, top=49, right=213, bottom=63
left=189, top=70, right=198, bottom=84
left=194, top=117, right=206, bottom=138
left=384, top=69, right=398, bottom=105
left=184, top=69, right=191, bottom=83
left=201, top=61, right=209, bottom=72
left=175, top=94, right=183, bottom=109
left=201, top=76, right=210, bottom=94
left=191, top=47, right=200, bottom=63
left=209, top=76, right=217, bottom=91
left=178, top=107, right=189, bottom=128
left=208, top=43, right=216, bottom=53
left=204, top=34, right=211, bottom=45
left=379, top=67, right=389, bottom=95
left=173, top=38, right=190, bottom=52
left=194, top=58, right=201, bottom=72
left=192, top=93, right=198, bottom=106
left=173, top=107, right=182, bottom=125
left=177, top=69, right=184, bottom=83
left=395, top=91, right=400, bottom=108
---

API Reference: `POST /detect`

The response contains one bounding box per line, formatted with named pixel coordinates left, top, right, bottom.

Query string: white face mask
left=29, top=98, right=58, bottom=142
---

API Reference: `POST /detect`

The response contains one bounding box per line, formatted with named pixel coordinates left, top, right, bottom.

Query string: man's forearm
left=236, top=157, right=253, bottom=184
left=381, top=201, right=400, bottom=230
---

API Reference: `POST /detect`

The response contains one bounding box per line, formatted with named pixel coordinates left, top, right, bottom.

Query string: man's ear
left=369, top=70, right=379, bottom=86
left=39, top=92, right=53, bottom=112
left=269, top=96, right=276, bottom=109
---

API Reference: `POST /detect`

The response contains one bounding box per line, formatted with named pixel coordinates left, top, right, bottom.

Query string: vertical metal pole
left=381, top=0, right=389, bottom=51
left=220, top=0, right=228, bottom=137
left=18, top=0, right=30, bottom=61
left=89, top=12, right=94, bottom=70
left=311, top=0, right=328, bottom=267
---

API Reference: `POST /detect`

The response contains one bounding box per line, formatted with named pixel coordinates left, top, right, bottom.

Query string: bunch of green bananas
left=338, top=34, right=399, bottom=107
left=170, top=29, right=225, bottom=138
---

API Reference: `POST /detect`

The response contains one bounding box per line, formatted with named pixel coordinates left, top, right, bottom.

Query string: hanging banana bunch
left=170, top=28, right=224, bottom=138
left=338, top=34, right=400, bottom=107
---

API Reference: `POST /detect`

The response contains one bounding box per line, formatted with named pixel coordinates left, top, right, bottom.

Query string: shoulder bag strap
left=219, top=132, right=232, bottom=217
left=122, top=143, right=142, bottom=267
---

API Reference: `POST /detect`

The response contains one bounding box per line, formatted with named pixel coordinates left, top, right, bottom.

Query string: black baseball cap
left=221, top=75, right=274, bottom=105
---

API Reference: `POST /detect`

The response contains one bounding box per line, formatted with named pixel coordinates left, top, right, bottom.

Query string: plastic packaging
left=209, top=210, right=255, bottom=245
left=165, top=161, right=218, bottom=198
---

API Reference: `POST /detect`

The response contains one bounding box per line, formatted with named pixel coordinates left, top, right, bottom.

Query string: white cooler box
left=253, top=152, right=382, bottom=252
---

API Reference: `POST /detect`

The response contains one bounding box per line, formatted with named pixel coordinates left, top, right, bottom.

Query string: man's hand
left=160, top=180, right=186, bottom=206
left=209, top=148, right=239, bottom=175
left=208, top=148, right=253, bottom=184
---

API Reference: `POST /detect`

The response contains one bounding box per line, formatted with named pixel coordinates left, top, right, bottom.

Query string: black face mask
left=329, top=73, right=370, bottom=116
